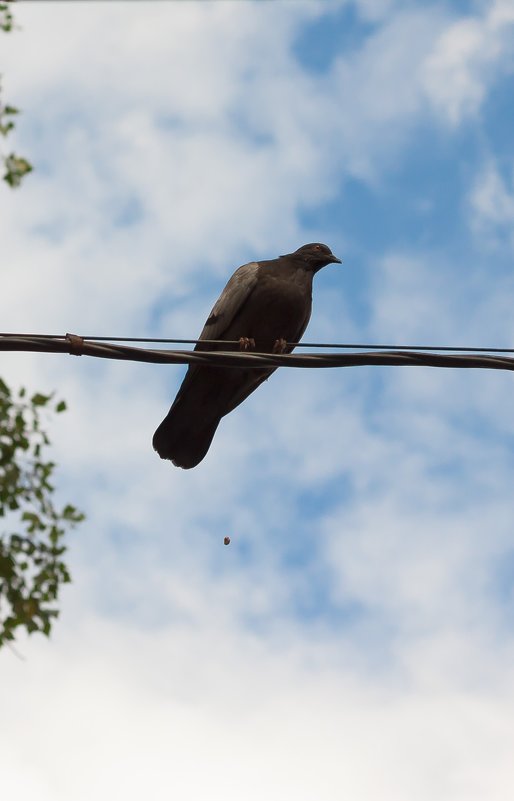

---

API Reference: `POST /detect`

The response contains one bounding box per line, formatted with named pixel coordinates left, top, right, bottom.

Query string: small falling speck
left=224, top=536, right=231, bottom=546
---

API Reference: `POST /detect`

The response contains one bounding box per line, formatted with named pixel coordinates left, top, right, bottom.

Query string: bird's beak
left=331, top=255, right=342, bottom=264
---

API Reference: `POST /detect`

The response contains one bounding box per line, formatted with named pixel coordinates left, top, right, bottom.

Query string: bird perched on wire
left=153, top=242, right=342, bottom=468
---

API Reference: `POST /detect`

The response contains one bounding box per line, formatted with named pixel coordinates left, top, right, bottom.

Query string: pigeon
left=153, top=243, right=342, bottom=468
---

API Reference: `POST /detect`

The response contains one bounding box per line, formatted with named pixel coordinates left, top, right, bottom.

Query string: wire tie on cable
left=66, top=332, right=84, bottom=356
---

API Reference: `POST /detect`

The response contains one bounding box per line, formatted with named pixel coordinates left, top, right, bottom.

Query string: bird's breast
left=232, top=273, right=312, bottom=350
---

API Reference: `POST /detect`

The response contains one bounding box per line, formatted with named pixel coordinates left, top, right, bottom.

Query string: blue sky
left=2, top=1, right=514, bottom=799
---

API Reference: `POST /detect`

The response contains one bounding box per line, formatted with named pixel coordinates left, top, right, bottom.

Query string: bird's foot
left=273, top=338, right=288, bottom=354
left=238, top=337, right=256, bottom=351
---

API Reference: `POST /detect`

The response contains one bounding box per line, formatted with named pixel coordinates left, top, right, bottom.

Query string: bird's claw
left=273, top=338, right=288, bottom=354
left=238, top=337, right=255, bottom=351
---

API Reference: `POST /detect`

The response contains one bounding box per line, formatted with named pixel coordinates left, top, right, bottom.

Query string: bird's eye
left=314, top=245, right=321, bottom=251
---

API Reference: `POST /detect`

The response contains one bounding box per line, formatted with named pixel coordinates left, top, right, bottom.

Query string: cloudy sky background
left=2, top=1, right=514, bottom=798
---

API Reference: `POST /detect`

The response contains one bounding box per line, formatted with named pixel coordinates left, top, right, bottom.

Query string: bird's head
left=290, top=243, right=342, bottom=272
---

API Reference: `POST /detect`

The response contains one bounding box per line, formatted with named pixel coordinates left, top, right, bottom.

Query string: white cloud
left=2, top=2, right=514, bottom=799
left=423, top=0, right=514, bottom=125
left=326, top=7, right=449, bottom=178
left=469, top=158, right=514, bottom=248
left=3, top=610, right=514, bottom=801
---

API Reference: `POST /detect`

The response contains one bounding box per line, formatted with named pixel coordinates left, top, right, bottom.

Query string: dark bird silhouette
left=153, top=243, right=342, bottom=468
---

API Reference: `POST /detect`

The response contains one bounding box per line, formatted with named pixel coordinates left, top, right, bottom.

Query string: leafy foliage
left=0, top=380, right=84, bottom=648
left=1, top=2, right=33, bottom=187
left=0, top=2, right=80, bottom=650
left=0, top=2, right=14, bottom=33
left=2, top=151, right=32, bottom=187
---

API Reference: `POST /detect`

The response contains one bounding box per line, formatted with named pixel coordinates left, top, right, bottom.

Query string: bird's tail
left=153, top=366, right=226, bottom=469
left=152, top=404, right=221, bottom=469
left=153, top=364, right=271, bottom=469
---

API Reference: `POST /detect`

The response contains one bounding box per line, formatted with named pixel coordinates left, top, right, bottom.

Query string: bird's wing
left=196, top=261, right=260, bottom=345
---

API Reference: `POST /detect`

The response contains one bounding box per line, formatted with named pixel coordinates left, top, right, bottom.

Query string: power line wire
left=1, top=332, right=514, bottom=353
left=1, top=332, right=514, bottom=372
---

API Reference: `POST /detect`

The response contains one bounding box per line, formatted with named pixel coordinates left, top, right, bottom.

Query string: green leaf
left=31, top=393, right=51, bottom=407
left=3, top=154, right=33, bottom=188
left=21, top=511, right=44, bottom=532
left=0, top=9, right=14, bottom=33
left=0, top=377, right=84, bottom=648
left=0, top=121, right=14, bottom=136
left=0, top=552, right=15, bottom=580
